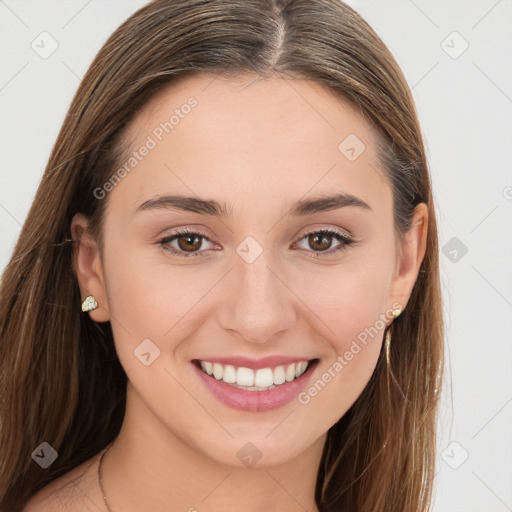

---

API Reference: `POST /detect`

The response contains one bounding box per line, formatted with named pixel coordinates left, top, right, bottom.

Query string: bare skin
left=25, top=73, right=427, bottom=511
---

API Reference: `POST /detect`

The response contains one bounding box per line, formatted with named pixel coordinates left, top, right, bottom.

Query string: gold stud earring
left=81, top=295, right=98, bottom=312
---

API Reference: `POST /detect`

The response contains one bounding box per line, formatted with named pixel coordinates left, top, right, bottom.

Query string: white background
left=0, top=1, right=511, bottom=511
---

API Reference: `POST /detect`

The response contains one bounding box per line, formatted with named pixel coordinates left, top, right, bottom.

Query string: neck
left=100, top=383, right=324, bottom=512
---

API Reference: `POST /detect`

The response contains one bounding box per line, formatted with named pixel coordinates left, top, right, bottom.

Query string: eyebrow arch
left=290, top=193, right=372, bottom=216
left=135, top=192, right=372, bottom=218
left=136, top=195, right=231, bottom=217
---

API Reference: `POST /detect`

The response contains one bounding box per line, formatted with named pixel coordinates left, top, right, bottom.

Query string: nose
left=216, top=249, right=297, bottom=345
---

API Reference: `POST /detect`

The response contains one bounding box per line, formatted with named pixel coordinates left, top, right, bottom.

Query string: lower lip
left=192, top=360, right=319, bottom=412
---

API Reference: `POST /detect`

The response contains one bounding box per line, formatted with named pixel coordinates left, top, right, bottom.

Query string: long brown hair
left=0, top=1, right=444, bottom=510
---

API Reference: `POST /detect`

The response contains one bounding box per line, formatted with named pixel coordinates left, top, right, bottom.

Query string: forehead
left=110, top=72, right=390, bottom=218
left=129, top=72, right=374, bottom=154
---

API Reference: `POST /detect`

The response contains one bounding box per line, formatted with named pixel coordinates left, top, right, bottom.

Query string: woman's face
left=73, top=72, right=426, bottom=468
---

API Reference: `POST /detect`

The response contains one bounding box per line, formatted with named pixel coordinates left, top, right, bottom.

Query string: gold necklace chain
left=98, top=442, right=114, bottom=512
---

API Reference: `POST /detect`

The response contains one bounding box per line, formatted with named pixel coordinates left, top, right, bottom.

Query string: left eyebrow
left=289, top=192, right=372, bottom=215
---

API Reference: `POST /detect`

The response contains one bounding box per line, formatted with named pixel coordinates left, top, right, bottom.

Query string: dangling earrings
left=385, top=308, right=402, bottom=367
left=81, top=295, right=98, bottom=312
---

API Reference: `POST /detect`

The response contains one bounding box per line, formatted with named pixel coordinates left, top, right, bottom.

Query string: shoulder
left=23, top=452, right=104, bottom=512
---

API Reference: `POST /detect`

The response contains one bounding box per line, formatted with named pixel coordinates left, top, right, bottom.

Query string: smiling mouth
left=192, top=358, right=319, bottom=391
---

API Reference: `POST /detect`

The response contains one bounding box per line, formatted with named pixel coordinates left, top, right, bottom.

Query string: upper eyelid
left=301, top=226, right=353, bottom=239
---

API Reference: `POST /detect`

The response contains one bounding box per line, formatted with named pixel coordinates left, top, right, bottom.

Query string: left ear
left=387, top=202, right=429, bottom=313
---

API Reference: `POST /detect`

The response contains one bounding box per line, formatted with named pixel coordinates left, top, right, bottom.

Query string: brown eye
left=307, top=232, right=334, bottom=251
left=176, top=233, right=203, bottom=252
left=159, top=229, right=215, bottom=257
left=294, top=229, right=356, bottom=257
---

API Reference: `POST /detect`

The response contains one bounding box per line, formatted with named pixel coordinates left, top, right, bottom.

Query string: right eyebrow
left=135, top=195, right=231, bottom=217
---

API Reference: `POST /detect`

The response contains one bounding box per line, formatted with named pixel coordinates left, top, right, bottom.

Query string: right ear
left=71, top=213, right=110, bottom=323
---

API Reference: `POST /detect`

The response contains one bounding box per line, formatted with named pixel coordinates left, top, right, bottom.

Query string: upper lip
left=193, top=356, right=317, bottom=370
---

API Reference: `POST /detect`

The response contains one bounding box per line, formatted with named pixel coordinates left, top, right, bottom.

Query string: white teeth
left=237, top=367, right=254, bottom=386
left=223, top=365, right=237, bottom=384
left=254, top=368, right=274, bottom=388
left=296, top=361, right=308, bottom=378
left=273, top=365, right=286, bottom=385
left=212, top=363, right=223, bottom=380
left=198, top=359, right=312, bottom=390
left=200, top=361, right=213, bottom=375
left=285, top=363, right=296, bottom=382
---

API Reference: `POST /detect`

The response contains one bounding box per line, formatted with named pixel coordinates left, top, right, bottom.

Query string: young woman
left=0, top=0, right=444, bottom=510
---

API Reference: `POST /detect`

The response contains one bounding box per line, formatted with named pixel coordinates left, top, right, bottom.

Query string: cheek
left=295, top=285, right=388, bottom=427
left=291, top=257, right=392, bottom=415
left=101, top=238, right=214, bottom=367
left=299, top=257, right=392, bottom=349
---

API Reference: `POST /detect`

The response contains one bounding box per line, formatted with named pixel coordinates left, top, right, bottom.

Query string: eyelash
left=157, top=227, right=358, bottom=259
